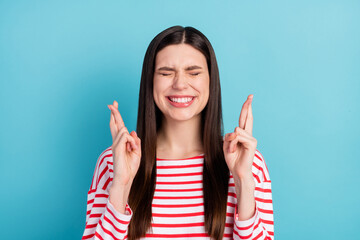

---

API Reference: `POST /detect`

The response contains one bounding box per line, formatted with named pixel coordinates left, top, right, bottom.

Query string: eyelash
left=160, top=73, right=200, bottom=76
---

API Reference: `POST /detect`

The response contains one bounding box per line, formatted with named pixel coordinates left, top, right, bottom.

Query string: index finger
left=109, top=101, right=126, bottom=130
left=244, top=97, right=253, bottom=135
left=109, top=111, right=117, bottom=142
left=238, top=95, right=252, bottom=129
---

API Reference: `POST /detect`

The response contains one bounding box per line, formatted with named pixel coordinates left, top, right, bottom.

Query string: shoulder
left=252, top=149, right=271, bottom=183
left=95, top=146, right=114, bottom=171
left=97, top=146, right=113, bottom=164
left=89, top=146, right=114, bottom=191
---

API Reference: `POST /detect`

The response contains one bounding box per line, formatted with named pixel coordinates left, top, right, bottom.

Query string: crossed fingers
left=108, top=100, right=137, bottom=152
left=238, top=94, right=253, bottom=135
left=223, top=94, right=255, bottom=153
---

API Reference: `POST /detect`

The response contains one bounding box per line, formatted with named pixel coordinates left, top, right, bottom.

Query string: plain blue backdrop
left=1, top=0, right=359, bottom=239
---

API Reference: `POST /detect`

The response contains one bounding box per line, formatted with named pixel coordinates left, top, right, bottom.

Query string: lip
left=166, top=96, right=196, bottom=108
left=167, top=95, right=195, bottom=98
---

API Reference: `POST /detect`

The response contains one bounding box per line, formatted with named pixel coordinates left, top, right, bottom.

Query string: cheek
left=153, top=75, right=161, bottom=91
left=153, top=78, right=158, bottom=104
left=153, top=77, right=166, bottom=106
left=198, top=77, right=210, bottom=104
left=195, top=77, right=210, bottom=96
left=154, top=77, right=170, bottom=94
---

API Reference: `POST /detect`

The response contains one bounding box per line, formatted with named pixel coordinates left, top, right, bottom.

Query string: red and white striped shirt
left=82, top=147, right=274, bottom=240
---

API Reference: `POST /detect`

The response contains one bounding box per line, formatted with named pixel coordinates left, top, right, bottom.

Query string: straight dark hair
left=128, top=25, right=230, bottom=240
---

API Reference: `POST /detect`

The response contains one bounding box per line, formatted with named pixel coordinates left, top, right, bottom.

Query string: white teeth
left=169, top=97, right=193, bottom=103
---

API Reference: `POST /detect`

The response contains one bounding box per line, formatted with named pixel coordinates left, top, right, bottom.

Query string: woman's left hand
left=223, top=94, right=257, bottom=179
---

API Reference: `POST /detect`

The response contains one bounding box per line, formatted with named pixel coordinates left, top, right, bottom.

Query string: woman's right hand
left=108, top=100, right=141, bottom=187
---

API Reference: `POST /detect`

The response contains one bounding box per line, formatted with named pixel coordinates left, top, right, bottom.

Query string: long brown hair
left=128, top=25, right=229, bottom=240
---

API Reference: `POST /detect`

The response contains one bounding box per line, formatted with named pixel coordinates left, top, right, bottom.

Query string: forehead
left=155, top=44, right=207, bottom=67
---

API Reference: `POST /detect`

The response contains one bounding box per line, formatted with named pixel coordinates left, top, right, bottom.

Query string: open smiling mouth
left=166, top=96, right=196, bottom=108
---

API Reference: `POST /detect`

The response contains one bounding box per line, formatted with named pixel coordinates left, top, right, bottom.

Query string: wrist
left=109, top=184, right=131, bottom=214
left=110, top=179, right=132, bottom=197
left=233, top=175, right=256, bottom=220
left=112, top=174, right=133, bottom=188
left=109, top=185, right=127, bottom=199
left=233, top=174, right=255, bottom=191
left=232, top=170, right=254, bottom=182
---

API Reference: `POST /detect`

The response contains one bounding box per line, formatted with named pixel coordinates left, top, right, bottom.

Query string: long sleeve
left=82, top=147, right=133, bottom=240
left=233, top=150, right=274, bottom=240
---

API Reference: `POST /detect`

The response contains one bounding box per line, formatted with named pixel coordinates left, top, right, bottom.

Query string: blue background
left=1, top=0, right=359, bottom=239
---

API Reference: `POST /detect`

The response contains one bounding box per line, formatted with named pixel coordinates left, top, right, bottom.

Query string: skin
left=107, top=43, right=257, bottom=221
left=107, top=100, right=141, bottom=214
left=223, top=94, right=257, bottom=220
left=153, top=44, right=209, bottom=159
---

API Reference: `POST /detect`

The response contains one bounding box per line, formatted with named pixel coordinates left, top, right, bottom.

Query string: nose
left=172, top=72, right=188, bottom=90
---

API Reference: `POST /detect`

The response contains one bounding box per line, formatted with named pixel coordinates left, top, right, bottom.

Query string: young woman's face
left=153, top=43, right=210, bottom=122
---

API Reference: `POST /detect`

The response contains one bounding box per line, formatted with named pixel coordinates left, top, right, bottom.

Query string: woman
left=82, top=26, right=274, bottom=240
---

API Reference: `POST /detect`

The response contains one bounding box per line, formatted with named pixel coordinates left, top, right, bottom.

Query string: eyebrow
left=157, top=65, right=203, bottom=71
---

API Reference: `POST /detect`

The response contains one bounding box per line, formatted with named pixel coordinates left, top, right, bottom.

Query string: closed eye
left=159, top=72, right=200, bottom=76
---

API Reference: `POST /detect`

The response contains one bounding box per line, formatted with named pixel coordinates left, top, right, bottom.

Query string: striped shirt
left=82, top=147, right=274, bottom=240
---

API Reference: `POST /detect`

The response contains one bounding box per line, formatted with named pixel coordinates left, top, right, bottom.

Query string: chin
left=166, top=111, right=200, bottom=122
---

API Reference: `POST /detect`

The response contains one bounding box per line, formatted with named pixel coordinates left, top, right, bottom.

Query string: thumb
left=223, top=133, right=231, bottom=153
left=223, top=133, right=237, bottom=154
left=130, top=131, right=140, bottom=149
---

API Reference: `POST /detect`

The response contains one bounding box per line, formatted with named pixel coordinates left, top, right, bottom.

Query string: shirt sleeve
left=82, top=147, right=133, bottom=240
left=233, top=149, right=274, bottom=240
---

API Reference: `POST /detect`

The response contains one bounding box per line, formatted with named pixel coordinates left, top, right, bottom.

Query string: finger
left=244, top=96, right=253, bottom=135
left=132, top=131, right=142, bottom=155
left=235, top=126, right=253, bottom=139
left=129, top=136, right=138, bottom=151
left=113, top=126, right=133, bottom=149
left=223, top=133, right=236, bottom=154
left=109, top=111, right=117, bottom=142
left=224, top=132, right=237, bottom=142
left=127, top=142, right=136, bottom=152
left=120, top=129, right=137, bottom=147
left=227, top=131, right=238, bottom=153
left=130, top=131, right=139, bottom=145
left=238, top=95, right=252, bottom=129
left=125, top=134, right=138, bottom=152
left=116, top=131, right=137, bottom=153
left=129, top=131, right=141, bottom=151
left=109, top=104, right=125, bottom=129
left=228, top=134, right=253, bottom=153
left=108, top=104, right=126, bottom=130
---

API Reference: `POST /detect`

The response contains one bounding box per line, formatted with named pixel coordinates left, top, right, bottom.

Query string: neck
left=156, top=114, right=204, bottom=158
